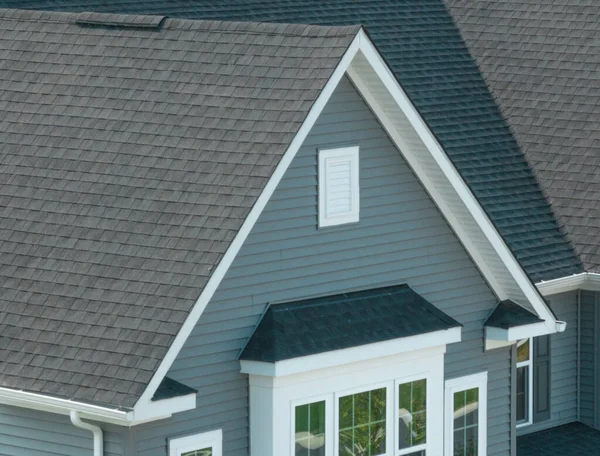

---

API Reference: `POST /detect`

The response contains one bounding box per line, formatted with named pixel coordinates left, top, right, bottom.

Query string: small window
left=445, top=372, right=487, bottom=456
left=398, top=379, right=427, bottom=454
left=516, top=338, right=533, bottom=427
left=318, top=146, right=360, bottom=227
left=295, top=400, right=327, bottom=456
left=169, top=429, right=222, bottom=456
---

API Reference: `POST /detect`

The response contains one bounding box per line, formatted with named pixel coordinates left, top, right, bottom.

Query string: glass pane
left=413, top=379, right=427, bottom=412
left=296, top=404, right=309, bottom=433
left=404, top=452, right=426, bottom=456
left=453, top=429, right=465, bottom=456
left=295, top=439, right=310, bottom=456
left=338, top=388, right=387, bottom=456
left=371, top=388, right=386, bottom=422
left=453, top=391, right=466, bottom=430
left=516, top=366, right=529, bottom=422
left=465, top=426, right=478, bottom=456
left=340, top=395, right=354, bottom=430
left=465, top=388, right=479, bottom=426
left=182, top=449, right=212, bottom=456
left=398, top=379, right=427, bottom=450
left=517, top=339, right=530, bottom=363
left=310, top=401, right=326, bottom=435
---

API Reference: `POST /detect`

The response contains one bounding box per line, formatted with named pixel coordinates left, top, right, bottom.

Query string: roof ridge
left=0, top=8, right=362, bottom=37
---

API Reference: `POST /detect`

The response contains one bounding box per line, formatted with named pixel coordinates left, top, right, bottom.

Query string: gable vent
left=74, top=12, right=166, bottom=29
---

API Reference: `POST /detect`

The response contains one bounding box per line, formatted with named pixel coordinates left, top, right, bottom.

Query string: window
left=338, top=387, right=387, bottom=456
left=295, top=400, right=327, bottom=456
left=398, top=379, right=426, bottom=454
left=444, top=372, right=487, bottom=456
left=169, top=429, right=222, bottom=456
left=516, top=338, right=533, bottom=427
left=318, top=146, right=360, bottom=227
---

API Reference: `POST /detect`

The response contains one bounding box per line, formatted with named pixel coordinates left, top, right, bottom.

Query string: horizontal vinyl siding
left=517, top=290, right=578, bottom=436
left=0, top=405, right=125, bottom=456
left=580, top=290, right=596, bottom=427
left=133, top=76, right=509, bottom=455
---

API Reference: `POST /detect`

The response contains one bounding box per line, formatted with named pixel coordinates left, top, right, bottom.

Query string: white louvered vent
left=318, top=146, right=360, bottom=227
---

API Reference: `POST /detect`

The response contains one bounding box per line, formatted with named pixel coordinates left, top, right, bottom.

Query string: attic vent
left=75, top=12, right=166, bottom=29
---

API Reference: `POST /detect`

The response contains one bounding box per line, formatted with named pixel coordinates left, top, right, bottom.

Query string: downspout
left=70, top=410, right=103, bottom=456
left=577, top=289, right=581, bottom=422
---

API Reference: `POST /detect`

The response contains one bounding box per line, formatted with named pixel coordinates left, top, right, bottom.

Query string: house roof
left=485, top=299, right=544, bottom=330
left=240, top=284, right=462, bottom=363
left=0, top=8, right=360, bottom=409
left=0, top=1, right=583, bottom=284
left=444, top=0, right=600, bottom=275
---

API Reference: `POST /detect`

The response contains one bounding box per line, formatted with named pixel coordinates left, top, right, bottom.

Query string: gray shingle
left=0, top=8, right=359, bottom=409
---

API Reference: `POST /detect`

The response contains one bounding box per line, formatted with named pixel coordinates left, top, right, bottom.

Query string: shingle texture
left=444, top=0, right=600, bottom=274
left=0, top=8, right=359, bottom=408
left=0, top=0, right=583, bottom=283
left=517, top=422, right=600, bottom=456
left=485, top=299, right=544, bottom=329
left=240, top=284, right=462, bottom=363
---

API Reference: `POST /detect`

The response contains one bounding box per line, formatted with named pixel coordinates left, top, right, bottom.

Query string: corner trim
left=240, top=326, right=461, bottom=377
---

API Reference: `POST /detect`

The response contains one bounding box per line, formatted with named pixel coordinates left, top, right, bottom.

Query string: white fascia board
left=485, top=322, right=550, bottom=342
left=240, top=326, right=461, bottom=377
left=535, top=272, right=600, bottom=296
left=132, top=32, right=364, bottom=411
left=348, top=30, right=558, bottom=333
left=0, top=387, right=195, bottom=426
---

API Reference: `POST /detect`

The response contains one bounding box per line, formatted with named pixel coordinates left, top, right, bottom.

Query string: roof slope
left=241, top=285, right=461, bottom=363
left=444, top=0, right=600, bottom=274
left=0, top=1, right=583, bottom=283
left=0, top=8, right=359, bottom=408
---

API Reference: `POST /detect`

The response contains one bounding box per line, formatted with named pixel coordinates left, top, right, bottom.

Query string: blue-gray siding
left=517, top=291, right=578, bottom=436
left=580, top=290, right=596, bottom=427
left=0, top=405, right=125, bottom=456
left=131, top=76, right=511, bottom=455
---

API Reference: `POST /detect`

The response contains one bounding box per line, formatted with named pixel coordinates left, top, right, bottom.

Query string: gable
left=150, top=77, right=501, bottom=451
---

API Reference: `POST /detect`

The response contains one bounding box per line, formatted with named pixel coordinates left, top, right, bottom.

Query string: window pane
left=465, top=388, right=479, bottom=427
left=516, top=366, right=529, bottom=423
left=295, top=401, right=326, bottom=456
left=338, top=388, right=386, bottom=456
left=398, top=379, right=427, bottom=450
left=465, top=426, right=478, bottom=456
left=517, top=339, right=530, bottom=363
left=182, top=449, right=212, bottom=456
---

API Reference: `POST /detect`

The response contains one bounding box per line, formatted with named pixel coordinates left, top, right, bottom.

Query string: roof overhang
left=240, top=326, right=461, bottom=377
left=0, top=385, right=195, bottom=426
left=536, top=272, right=600, bottom=296
left=132, top=28, right=562, bottom=409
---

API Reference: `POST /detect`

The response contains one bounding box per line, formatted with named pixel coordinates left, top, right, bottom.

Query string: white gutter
left=71, top=411, right=103, bottom=456
left=536, top=272, right=600, bottom=296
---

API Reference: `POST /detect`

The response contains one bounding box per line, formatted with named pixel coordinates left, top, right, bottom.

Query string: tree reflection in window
left=338, top=388, right=386, bottom=456
left=453, top=387, right=479, bottom=456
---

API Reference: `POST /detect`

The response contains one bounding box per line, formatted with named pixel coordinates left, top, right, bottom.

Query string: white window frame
left=169, top=429, right=222, bottom=456
left=291, top=394, right=334, bottom=456
left=444, top=372, right=488, bottom=456
left=318, top=146, right=360, bottom=227
left=516, top=338, right=533, bottom=428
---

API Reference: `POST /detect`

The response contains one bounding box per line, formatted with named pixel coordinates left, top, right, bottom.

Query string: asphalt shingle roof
left=485, top=300, right=544, bottom=330
left=240, top=284, right=462, bottom=363
left=0, top=1, right=583, bottom=283
left=517, top=422, right=600, bottom=456
left=0, top=8, right=359, bottom=408
left=445, top=0, right=600, bottom=274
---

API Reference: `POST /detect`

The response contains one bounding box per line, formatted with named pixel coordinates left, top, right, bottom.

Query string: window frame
left=291, top=394, right=334, bottom=456
left=444, top=372, right=488, bottom=456
left=168, top=429, right=222, bottom=456
left=395, top=373, right=429, bottom=456
left=516, top=338, right=533, bottom=428
left=318, top=146, right=360, bottom=228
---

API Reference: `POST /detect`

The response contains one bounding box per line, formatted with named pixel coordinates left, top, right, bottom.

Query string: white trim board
left=129, top=28, right=561, bottom=414
left=240, top=327, right=461, bottom=377
left=536, top=272, right=600, bottom=296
